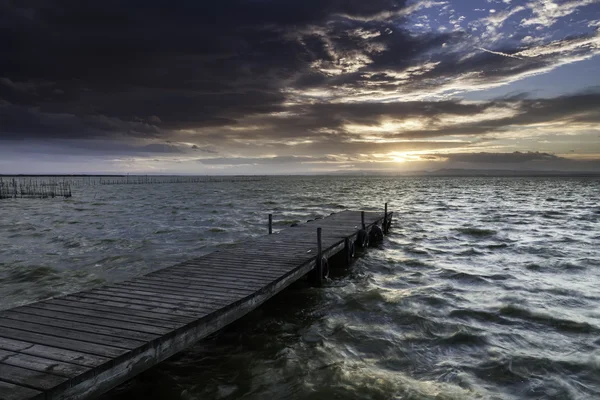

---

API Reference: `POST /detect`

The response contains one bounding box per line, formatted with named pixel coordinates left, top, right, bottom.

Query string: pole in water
left=268, top=214, right=273, bottom=234
left=383, top=202, right=388, bottom=234
left=361, top=211, right=365, bottom=230
left=315, top=227, right=323, bottom=286
left=344, top=237, right=350, bottom=265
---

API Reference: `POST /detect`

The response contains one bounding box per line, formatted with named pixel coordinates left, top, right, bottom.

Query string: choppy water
left=1, top=176, right=599, bottom=399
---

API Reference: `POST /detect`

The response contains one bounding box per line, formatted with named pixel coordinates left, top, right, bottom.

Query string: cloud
left=520, top=0, right=599, bottom=27
left=441, top=151, right=559, bottom=163
left=187, top=91, right=600, bottom=143
left=478, top=47, right=524, bottom=59
left=421, top=151, right=600, bottom=172
left=198, top=156, right=338, bottom=165
left=1, top=0, right=599, bottom=173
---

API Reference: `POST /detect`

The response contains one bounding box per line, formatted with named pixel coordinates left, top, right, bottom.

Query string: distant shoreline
left=1, top=171, right=600, bottom=178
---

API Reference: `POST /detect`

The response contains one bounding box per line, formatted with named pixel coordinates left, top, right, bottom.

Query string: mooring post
left=361, top=211, right=365, bottom=230
left=315, top=227, right=323, bottom=286
left=344, top=237, right=350, bottom=265
left=383, top=202, right=388, bottom=234
left=268, top=214, right=273, bottom=234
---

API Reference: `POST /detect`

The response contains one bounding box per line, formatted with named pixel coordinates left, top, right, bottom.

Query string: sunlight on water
left=1, top=176, right=599, bottom=399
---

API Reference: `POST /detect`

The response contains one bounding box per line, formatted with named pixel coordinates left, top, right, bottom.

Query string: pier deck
left=0, top=210, right=392, bottom=400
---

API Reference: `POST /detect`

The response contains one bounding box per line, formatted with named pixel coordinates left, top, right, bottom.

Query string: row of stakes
left=267, top=203, right=391, bottom=287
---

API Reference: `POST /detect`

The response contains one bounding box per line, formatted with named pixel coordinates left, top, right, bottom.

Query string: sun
left=389, top=152, right=409, bottom=163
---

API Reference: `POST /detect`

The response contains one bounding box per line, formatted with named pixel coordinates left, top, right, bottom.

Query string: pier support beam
left=309, top=227, right=323, bottom=286
left=383, top=203, right=388, bottom=234
left=343, top=237, right=355, bottom=266
left=268, top=214, right=273, bottom=235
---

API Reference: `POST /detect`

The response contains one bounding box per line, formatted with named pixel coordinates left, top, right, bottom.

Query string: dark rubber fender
left=369, top=225, right=384, bottom=243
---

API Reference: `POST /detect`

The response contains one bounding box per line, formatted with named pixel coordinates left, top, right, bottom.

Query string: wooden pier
left=0, top=209, right=393, bottom=400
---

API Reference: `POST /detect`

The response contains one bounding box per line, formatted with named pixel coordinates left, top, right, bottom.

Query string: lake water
left=1, top=176, right=599, bottom=399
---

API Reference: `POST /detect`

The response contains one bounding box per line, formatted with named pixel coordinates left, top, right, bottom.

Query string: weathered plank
left=125, top=279, right=256, bottom=295
left=95, top=287, right=237, bottom=307
left=167, top=265, right=289, bottom=281
left=0, top=349, right=89, bottom=378
left=118, top=281, right=251, bottom=297
left=66, top=293, right=210, bottom=316
left=0, top=319, right=145, bottom=350
left=46, top=299, right=190, bottom=326
left=18, top=305, right=171, bottom=335
left=86, top=288, right=230, bottom=311
left=0, top=363, right=68, bottom=390
left=0, top=311, right=158, bottom=342
left=0, top=380, right=43, bottom=400
left=0, top=327, right=128, bottom=358
left=0, top=336, right=110, bottom=367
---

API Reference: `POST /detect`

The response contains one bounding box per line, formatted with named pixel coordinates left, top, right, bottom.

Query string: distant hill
left=329, top=169, right=600, bottom=177
left=418, top=169, right=600, bottom=177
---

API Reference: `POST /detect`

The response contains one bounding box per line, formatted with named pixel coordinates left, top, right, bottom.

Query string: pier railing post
left=268, top=214, right=273, bottom=234
left=344, top=237, right=350, bottom=265
left=361, top=211, right=365, bottom=230
left=315, top=227, right=323, bottom=286
left=383, top=202, right=388, bottom=234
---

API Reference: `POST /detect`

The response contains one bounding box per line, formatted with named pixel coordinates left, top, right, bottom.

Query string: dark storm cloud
left=0, top=103, right=162, bottom=139
left=391, top=92, right=600, bottom=139
left=1, top=0, right=598, bottom=155
left=190, top=91, right=600, bottom=144
left=442, top=151, right=559, bottom=163
left=425, top=152, right=600, bottom=172
left=0, top=0, right=420, bottom=139
left=0, top=138, right=184, bottom=156
left=198, top=156, right=337, bottom=165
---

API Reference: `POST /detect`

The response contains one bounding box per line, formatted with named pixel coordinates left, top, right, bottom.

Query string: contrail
left=478, top=47, right=524, bottom=60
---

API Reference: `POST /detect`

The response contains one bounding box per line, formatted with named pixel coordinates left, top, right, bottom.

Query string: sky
left=1, top=0, right=600, bottom=174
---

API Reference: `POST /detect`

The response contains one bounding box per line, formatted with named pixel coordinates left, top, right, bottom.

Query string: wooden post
left=361, top=211, right=365, bottom=230
left=268, top=214, right=273, bottom=234
left=315, top=227, right=323, bottom=286
left=344, top=237, right=350, bottom=265
left=383, top=202, right=388, bottom=234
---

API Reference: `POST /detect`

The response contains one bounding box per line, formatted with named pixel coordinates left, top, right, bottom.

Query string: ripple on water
left=402, top=259, right=435, bottom=268
left=449, top=309, right=510, bottom=325
left=439, top=270, right=489, bottom=285
left=499, top=304, right=598, bottom=334
left=435, top=330, right=488, bottom=347
left=454, top=227, right=497, bottom=237
left=7, top=265, right=60, bottom=283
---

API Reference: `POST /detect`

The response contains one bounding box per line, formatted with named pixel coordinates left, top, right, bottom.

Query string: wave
left=457, top=248, right=484, bottom=256
left=402, top=259, right=434, bottom=268
left=525, top=263, right=542, bottom=271
left=435, top=330, right=488, bottom=346
left=449, top=309, right=509, bottom=324
left=499, top=304, right=598, bottom=334
left=455, top=227, right=496, bottom=237
left=8, top=265, right=60, bottom=283
left=487, top=243, right=509, bottom=249
left=439, top=270, right=489, bottom=285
